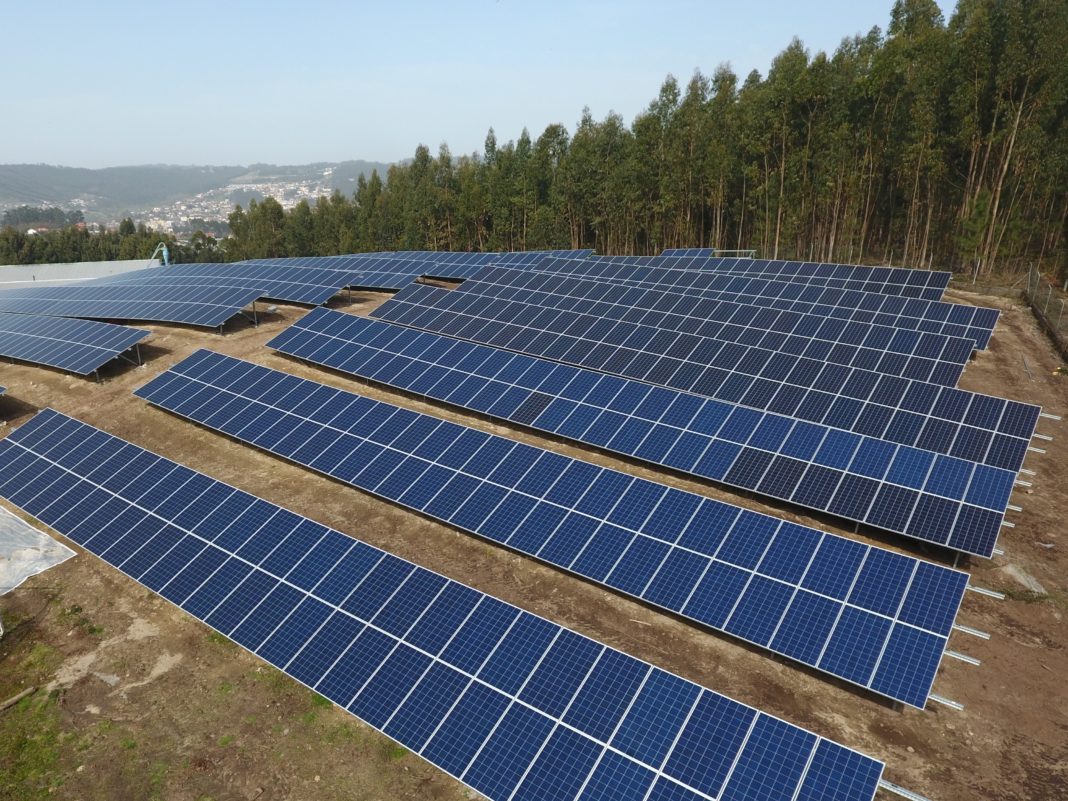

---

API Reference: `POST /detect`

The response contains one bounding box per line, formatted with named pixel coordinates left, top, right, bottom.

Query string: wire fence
left=1024, top=266, right=1068, bottom=360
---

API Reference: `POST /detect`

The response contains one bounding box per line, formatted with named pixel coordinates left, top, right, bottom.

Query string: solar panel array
left=0, top=284, right=264, bottom=328
left=0, top=409, right=885, bottom=801
left=646, top=256, right=953, bottom=301
left=139, top=348, right=969, bottom=707
left=534, top=258, right=998, bottom=350
left=241, top=250, right=592, bottom=291
left=455, top=267, right=975, bottom=386
left=93, top=262, right=355, bottom=305
left=0, top=312, right=150, bottom=375
left=372, top=283, right=1038, bottom=475
left=273, top=305, right=1021, bottom=555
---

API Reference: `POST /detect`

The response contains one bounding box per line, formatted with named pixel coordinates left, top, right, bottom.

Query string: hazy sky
left=3, top=0, right=955, bottom=168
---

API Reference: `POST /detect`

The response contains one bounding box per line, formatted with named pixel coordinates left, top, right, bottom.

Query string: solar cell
left=0, top=312, right=149, bottom=375
left=0, top=284, right=263, bottom=328
left=138, top=349, right=970, bottom=705
left=371, top=284, right=1039, bottom=473
left=647, top=254, right=952, bottom=301
left=0, top=408, right=884, bottom=801
left=92, top=262, right=355, bottom=305
left=455, top=266, right=975, bottom=385
left=536, top=257, right=998, bottom=350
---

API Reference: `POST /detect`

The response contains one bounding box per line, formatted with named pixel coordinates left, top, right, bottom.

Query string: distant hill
left=0, top=161, right=393, bottom=220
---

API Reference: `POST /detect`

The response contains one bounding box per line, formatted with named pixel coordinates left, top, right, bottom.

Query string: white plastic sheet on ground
left=0, top=505, right=75, bottom=596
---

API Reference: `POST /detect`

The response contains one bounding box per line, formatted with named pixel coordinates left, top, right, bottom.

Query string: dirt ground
left=0, top=285, right=1066, bottom=801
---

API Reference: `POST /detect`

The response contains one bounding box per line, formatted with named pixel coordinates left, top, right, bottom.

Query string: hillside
left=0, top=161, right=392, bottom=221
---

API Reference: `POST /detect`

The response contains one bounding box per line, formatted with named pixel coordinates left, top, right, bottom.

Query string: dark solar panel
left=457, top=266, right=975, bottom=385
left=649, top=254, right=952, bottom=301
left=371, top=284, right=1039, bottom=474
left=536, top=257, right=998, bottom=350
left=0, top=284, right=263, bottom=328
left=0, top=312, right=149, bottom=375
left=139, top=348, right=971, bottom=706
left=0, top=409, right=884, bottom=801
left=93, top=262, right=354, bottom=305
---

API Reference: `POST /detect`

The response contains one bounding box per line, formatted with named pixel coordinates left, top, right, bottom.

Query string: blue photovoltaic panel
left=0, top=312, right=149, bottom=375
left=241, top=251, right=594, bottom=290
left=0, top=284, right=263, bottom=328
left=647, top=254, right=952, bottom=301
left=371, top=284, right=1039, bottom=474
left=660, top=248, right=723, bottom=258
left=92, top=262, right=355, bottom=306
left=457, top=267, right=974, bottom=385
left=270, top=307, right=1012, bottom=558
left=0, top=409, right=883, bottom=801
left=537, top=257, right=998, bottom=350
left=139, top=349, right=969, bottom=706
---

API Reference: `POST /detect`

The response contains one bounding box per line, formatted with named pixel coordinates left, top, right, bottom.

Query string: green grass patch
left=378, top=740, right=408, bottom=762
left=310, top=692, right=332, bottom=708
left=0, top=693, right=62, bottom=800
left=216, top=734, right=235, bottom=747
left=205, top=631, right=235, bottom=649
left=59, top=604, right=104, bottom=637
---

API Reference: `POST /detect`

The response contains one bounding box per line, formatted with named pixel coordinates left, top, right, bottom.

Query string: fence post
left=1045, top=285, right=1053, bottom=314
left=1060, top=300, right=1065, bottom=331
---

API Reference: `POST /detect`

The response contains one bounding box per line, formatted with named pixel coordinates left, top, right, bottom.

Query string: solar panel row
left=272, top=307, right=1015, bottom=558
left=0, top=409, right=884, bottom=801
left=0, top=312, right=150, bottom=375
left=94, top=262, right=355, bottom=305
left=241, top=250, right=592, bottom=290
left=372, top=284, right=1039, bottom=474
left=458, top=267, right=975, bottom=386
left=647, top=255, right=953, bottom=301
left=0, top=284, right=264, bottom=328
left=138, top=348, right=969, bottom=707
left=534, top=257, right=998, bottom=350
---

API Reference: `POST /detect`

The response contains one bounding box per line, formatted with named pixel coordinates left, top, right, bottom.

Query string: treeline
left=0, top=219, right=220, bottom=266
left=1, top=206, right=84, bottom=230
left=224, top=0, right=1067, bottom=277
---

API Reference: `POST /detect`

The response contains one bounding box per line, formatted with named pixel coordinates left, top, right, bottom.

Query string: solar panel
left=647, top=255, right=953, bottom=301
left=372, top=284, right=1039, bottom=474
left=535, top=257, right=998, bottom=350
left=0, top=284, right=263, bottom=328
left=92, top=262, right=355, bottom=305
left=240, top=251, right=594, bottom=289
left=273, top=306, right=1020, bottom=555
left=458, top=266, right=975, bottom=385
left=0, top=312, right=149, bottom=375
left=0, top=409, right=884, bottom=801
left=661, top=248, right=724, bottom=258
left=139, top=349, right=970, bottom=706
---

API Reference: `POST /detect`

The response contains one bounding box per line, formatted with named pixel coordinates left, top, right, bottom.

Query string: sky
left=1, top=0, right=956, bottom=169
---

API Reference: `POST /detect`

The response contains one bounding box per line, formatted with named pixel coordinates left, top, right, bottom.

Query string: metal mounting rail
left=953, top=623, right=990, bottom=639
left=1027, top=446, right=1046, bottom=454
left=1033, top=433, right=1054, bottom=441
left=879, top=779, right=935, bottom=801
left=993, top=546, right=1005, bottom=556
left=1039, top=412, right=1061, bottom=420
left=1019, top=468, right=1037, bottom=476
left=944, top=650, right=981, bottom=666
left=967, top=585, right=1006, bottom=600
left=929, top=694, right=964, bottom=711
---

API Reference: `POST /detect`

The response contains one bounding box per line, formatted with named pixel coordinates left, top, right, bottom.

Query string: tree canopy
left=4, top=0, right=1065, bottom=278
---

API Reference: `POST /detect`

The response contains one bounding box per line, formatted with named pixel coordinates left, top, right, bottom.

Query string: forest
left=2, top=0, right=1066, bottom=278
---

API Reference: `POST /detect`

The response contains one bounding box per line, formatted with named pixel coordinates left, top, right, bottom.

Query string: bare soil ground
left=1, top=287, right=1066, bottom=801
